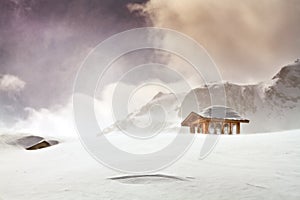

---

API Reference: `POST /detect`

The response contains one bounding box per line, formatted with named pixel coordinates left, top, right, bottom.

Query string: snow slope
left=1, top=130, right=300, bottom=200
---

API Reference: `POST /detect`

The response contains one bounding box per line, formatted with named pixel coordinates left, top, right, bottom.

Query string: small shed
left=181, top=106, right=249, bottom=134
left=16, top=136, right=59, bottom=150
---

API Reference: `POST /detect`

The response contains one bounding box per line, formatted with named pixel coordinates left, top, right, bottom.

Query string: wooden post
left=237, top=123, right=240, bottom=134
left=213, top=122, right=217, bottom=134
left=197, top=125, right=201, bottom=133
left=190, top=126, right=195, bottom=134
left=229, top=123, right=232, bottom=135
left=207, top=122, right=209, bottom=134
left=221, top=122, right=224, bottom=134
left=200, top=124, right=203, bottom=134
left=204, top=122, right=209, bottom=134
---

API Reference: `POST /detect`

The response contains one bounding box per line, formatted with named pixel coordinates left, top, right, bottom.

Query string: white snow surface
left=1, top=130, right=300, bottom=200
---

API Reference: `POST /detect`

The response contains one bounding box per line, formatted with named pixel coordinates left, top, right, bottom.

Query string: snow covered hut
left=181, top=106, right=249, bottom=134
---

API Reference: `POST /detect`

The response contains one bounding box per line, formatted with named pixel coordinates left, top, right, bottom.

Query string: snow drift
left=0, top=129, right=299, bottom=199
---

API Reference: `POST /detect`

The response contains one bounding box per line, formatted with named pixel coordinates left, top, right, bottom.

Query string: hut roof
left=200, top=106, right=247, bottom=121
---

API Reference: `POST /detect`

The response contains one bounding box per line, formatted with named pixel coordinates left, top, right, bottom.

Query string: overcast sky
left=129, top=0, right=300, bottom=83
left=0, top=0, right=299, bottom=124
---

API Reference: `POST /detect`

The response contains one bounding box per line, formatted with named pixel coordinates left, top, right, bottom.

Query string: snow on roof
left=200, top=106, right=246, bottom=120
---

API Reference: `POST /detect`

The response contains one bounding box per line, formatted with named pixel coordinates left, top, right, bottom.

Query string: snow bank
left=0, top=129, right=299, bottom=199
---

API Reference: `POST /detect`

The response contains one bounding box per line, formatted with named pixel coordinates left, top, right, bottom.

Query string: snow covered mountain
left=103, top=92, right=186, bottom=134
left=106, top=60, right=300, bottom=133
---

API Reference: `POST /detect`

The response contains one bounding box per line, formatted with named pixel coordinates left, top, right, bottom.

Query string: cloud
left=9, top=104, right=75, bottom=138
left=1, top=79, right=178, bottom=137
left=0, top=74, right=25, bottom=92
left=1, top=81, right=161, bottom=137
left=0, top=0, right=150, bottom=110
left=130, top=0, right=300, bottom=83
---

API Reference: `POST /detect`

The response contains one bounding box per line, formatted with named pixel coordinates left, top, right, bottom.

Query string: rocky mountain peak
left=272, top=60, right=300, bottom=81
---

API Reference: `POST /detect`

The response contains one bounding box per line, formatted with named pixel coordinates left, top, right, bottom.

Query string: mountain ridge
left=105, top=60, right=300, bottom=133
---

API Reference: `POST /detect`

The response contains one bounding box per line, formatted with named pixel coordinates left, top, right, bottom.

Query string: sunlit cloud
left=130, top=0, right=300, bottom=83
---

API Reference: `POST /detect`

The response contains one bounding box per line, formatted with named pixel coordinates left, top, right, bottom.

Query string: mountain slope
left=106, top=60, right=300, bottom=133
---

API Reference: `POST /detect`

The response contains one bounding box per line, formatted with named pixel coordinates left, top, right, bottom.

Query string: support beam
left=204, top=122, right=209, bottom=134
left=213, top=123, right=216, bottom=134
left=237, top=123, right=240, bottom=134
left=221, top=122, right=224, bottom=134
left=190, top=126, right=195, bottom=134
left=197, top=125, right=201, bottom=133
left=229, top=123, right=232, bottom=135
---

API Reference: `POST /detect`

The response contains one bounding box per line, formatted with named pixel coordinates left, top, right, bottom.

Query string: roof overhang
left=181, top=112, right=203, bottom=126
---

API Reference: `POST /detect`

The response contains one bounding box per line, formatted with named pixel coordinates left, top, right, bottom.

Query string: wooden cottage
left=181, top=106, right=249, bottom=134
